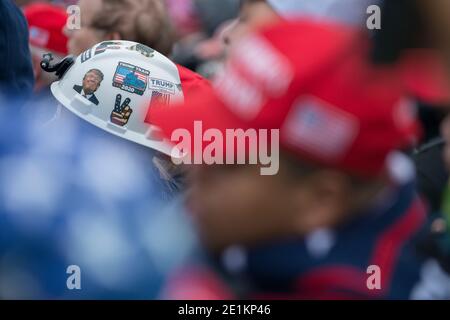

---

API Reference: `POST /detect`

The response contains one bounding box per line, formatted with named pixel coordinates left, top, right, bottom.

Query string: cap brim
left=148, top=86, right=248, bottom=159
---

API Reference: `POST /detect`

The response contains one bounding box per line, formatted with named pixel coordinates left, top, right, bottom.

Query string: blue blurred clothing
left=235, top=181, right=431, bottom=299
left=0, top=0, right=34, bottom=102
left=165, top=155, right=450, bottom=300
left=0, top=100, right=197, bottom=299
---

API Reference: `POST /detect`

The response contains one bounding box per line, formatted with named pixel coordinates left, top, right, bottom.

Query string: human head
left=65, top=0, right=175, bottom=56
left=82, top=69, right=103, bottom=94
left=186, top=154, right=388, bottom=252
left=150, top=20, right=419, bottom=253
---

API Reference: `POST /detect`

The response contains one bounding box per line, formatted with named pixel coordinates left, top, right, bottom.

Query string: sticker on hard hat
left=127, top=44, right=155, bottom=58
left=80, top=49, right=92, bottom=63
left=73, top=69, right=104, bottom=106
left=149, top=78, right=176, bottom=95
left=113, top=61, right=149, bottom=96
left=150, top=90, right=171, bottom=107
left=45, top=39, right=183, bottom=157
left=95, top=41, right=123, bottom=56
left=110, top=93, right=133, bottom=126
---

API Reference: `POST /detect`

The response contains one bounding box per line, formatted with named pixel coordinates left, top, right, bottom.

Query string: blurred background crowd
left=1, top=0, right=450, bottom=299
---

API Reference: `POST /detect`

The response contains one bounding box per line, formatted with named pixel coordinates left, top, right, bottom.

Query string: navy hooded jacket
left=0, top=0, right=34, bottom=102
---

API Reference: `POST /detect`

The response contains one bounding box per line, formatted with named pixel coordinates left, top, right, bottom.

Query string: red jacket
left=176, top=64, right=211, bottom=99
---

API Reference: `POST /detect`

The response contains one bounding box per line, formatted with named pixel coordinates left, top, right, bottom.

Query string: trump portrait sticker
left=73, top=69, right=104, bottom=106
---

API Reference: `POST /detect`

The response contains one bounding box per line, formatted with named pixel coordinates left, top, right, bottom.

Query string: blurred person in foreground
left=197, top=0, right=450, bottom=212
left=0, top=94, right=197, bottom=299
left=150, top=20, right=450, bottom=299
left=0, top=0, right=34, bottom=103
left=0, top=3, right=202, bottom=296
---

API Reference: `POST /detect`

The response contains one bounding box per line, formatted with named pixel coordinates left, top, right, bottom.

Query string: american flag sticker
left=282, top=96, right=359, bottom=160
left=150, top=90, right=171, bottom=107
left=112, top=61, right=150, bottom=96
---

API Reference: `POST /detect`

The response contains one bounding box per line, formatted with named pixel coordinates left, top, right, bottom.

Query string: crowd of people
left=1, top=0, right=450, bottom=299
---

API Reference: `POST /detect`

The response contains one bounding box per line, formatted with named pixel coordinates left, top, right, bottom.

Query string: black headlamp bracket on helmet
left=40, top=53, right=75, bottom=80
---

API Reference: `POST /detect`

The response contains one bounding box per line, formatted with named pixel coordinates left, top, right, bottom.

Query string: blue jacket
left=165, top=177, right=450, bottom=299
left=0, top=0, right=34, bottom=102
left=0, top=104, right=192, bottom=299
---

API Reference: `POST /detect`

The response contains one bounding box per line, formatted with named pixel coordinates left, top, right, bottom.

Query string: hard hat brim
left=51, top=82, right=182, bottom=158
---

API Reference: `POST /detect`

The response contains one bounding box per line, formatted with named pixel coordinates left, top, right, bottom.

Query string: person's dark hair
left=280, top=151, right=385, bottom=191
left=92, top=0, right=175, bottom=56
left=279, top=150, right=387, bottom=220
left=84, top=69, right=104, bottom=81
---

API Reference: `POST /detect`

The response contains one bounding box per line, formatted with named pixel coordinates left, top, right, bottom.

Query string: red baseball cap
left=148, top=20, right=420, bottom=178
left=24, top=3, right=68, bottom=56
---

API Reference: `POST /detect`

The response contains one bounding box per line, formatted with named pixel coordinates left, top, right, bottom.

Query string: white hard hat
left=44, top=40, right=184, bottom=157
